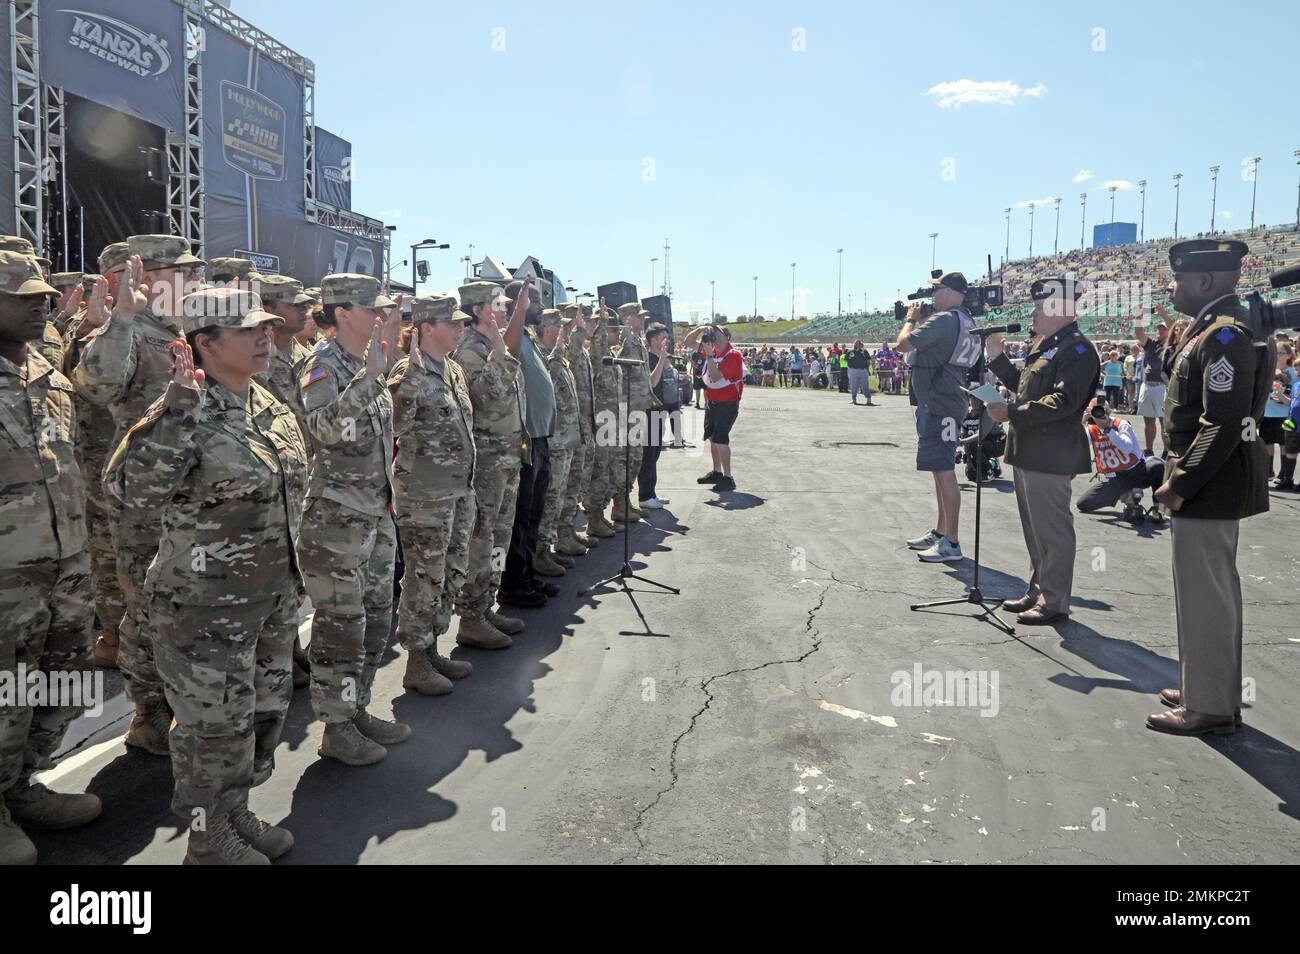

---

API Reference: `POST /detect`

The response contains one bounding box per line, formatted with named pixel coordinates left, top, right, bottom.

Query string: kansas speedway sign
left=220, top=81, right=287, bottom=181
left=59, top=8, right=173, bottom=77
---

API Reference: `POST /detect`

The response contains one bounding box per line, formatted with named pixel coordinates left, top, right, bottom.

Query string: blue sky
left=243, top=0, right=1300, bottom=322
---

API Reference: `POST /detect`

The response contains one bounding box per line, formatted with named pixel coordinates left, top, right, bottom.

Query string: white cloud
left=1219, top=210, right=1234, bottom=219
left=925, top=79, right=1048, bottom=109
left=1014, top=197, right=1056, bottom=208
left=1100, top=179, right=1137, bottom=191
left=1073, top=170, right=1094, bottom=183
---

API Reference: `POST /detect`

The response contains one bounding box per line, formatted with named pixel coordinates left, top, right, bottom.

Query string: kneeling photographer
left=896, top=271, right=982, bottom=563
left=1077, top=399, right=1166, bottom=516
left=984, top=277, right=1099, bottom=625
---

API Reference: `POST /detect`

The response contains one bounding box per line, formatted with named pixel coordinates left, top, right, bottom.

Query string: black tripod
left=910, top=348, right=1015, bottom=635
left=581, top=361, right=680, bottom=598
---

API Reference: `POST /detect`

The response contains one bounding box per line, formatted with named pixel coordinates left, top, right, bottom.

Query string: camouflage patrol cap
left=0, top=251, right=60, bottom=296
left=98, top=242, right=131, bottom=273
left=538, top=308, right=563, bottom=328
left=180, top=286, right=281, bottom=335
left=617, top=302, right=641, bottom=318
left=0, top=235, right=35, bottom=255
left=258, top=274, right=313, bottom=305
left=49, top=272, right=89, bottom=291
left=459, top=280, right=505, bottom=310
left=304, top=286, right=322, bottom=303
left=560, top=303, right=581, bottom=319
left=410, top=293, right=458, bottom=323
left=208, top=256, right=262, bottom=281
left=320, top=272, right=396, bottom=308
left=126, top=234, right=205, bottom=268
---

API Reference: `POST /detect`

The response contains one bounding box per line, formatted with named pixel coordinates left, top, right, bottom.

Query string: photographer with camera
left=897, top=271, right=981, bottom=563
left=682, top=324, right=744, bottom=492
left=1077, top=399, right=1165, bottom=514
left=984, top=277, right=1099, bottom=625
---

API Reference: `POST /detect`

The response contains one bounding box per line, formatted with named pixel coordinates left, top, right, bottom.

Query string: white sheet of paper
left=962, top=383, right=1005, bottom=405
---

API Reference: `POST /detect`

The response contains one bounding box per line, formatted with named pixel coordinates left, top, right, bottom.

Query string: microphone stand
left=581, top=356, right=680, bottom=598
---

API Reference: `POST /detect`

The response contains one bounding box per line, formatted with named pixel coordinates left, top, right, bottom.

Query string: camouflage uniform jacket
left=617, top=331, right=658, bottom=412
left=72, top=307, right=181, bottom=448
left=104, top=379, right=307, bottom=605
left=566, top=324, right=597, bottom=443
left=297, top=337, right=395, bottom=518
left=38, top=321, right=64, bottom=370
left=590, top=327, right=622, bottom=413
left=0, top=347, right=86, bottom=567
left=389, top=352, right=476, bottom=516
left=256, top=336, right=314, bottom=456
left=454, top=325, right=526, bottom=466
left=543, top=343, right=582, bottom=451
left=60, top=309, right=117, bottom=482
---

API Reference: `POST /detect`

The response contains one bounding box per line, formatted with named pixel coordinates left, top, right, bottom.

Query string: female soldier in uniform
left=106, top=287, right=306, bottom=864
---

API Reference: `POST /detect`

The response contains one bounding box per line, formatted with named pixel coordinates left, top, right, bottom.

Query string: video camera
left=1243, top=265, right=1300, bottom=341
left=894, top=269, right=1003, bottom=321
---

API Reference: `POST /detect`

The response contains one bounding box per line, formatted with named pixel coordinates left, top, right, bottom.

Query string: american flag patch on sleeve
left=300, top=367, right=328, bottom=390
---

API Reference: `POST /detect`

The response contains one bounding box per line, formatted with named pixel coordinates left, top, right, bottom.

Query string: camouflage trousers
left=115, top=539, right=166, bottom=708
left=560, top=441, right=593, bottom=531
left=297, top=499, right=397, bottom=725
left=0, top=552, right=94, bottom=795
left=454, top=455, right=520, bottom=619
left=584, top=418, right=646, bottom=510
left=538, top=445, right=576, bottom=547
left=150, top=589, right=297, bottom=821
left=85, top=482, right=124, bottom=631
left=395, top=493, right=475, bottom=652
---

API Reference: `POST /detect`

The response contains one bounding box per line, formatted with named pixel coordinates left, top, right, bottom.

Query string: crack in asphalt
left=622, top=574, right=833, bottom=863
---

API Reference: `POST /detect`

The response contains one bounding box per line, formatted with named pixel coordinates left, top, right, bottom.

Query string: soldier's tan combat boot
left=124, top=702, right=172, bottom=756
left=585, top=512, right=617, bottom=538
left=484, top=608, right=524, bottom=635
left=610, top=498, right=640, bottom=523
left=550, top=547, right=576, bottom=567
left=318, top=720, right=387, bottom=766
left=628, top=495, right=649, bottom=518
left=354, top=709, right=411, bottom=745
left=403, top=648, right=454, bottom=696
left=430, top=638, right=473, bottom=679
left=5, top=781, right=102, bottom=830
left=456, top=615, right=512, bottom=650
left=555, top=531, right=588, bottom=557
left=184, top=814, right=270, bottom=865
left=0, top=802, right=38, bottom=865
left=93, top=623, right=119, bottom=669
left=533, top=544, right=566, bottom=576
left=229, top=802, right=294, bottom=860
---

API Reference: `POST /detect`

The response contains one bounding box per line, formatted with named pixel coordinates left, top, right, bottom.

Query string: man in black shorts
left=681, top=324, right=744, bottom=492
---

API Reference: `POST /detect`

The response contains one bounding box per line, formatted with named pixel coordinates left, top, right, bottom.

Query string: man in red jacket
left=681, top=324, right=744, bottom=491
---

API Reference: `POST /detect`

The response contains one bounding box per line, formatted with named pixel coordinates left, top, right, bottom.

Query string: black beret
left=1168, top=239, right=1248, bottom=273
left=1030, top=277, right=1084, bottom=301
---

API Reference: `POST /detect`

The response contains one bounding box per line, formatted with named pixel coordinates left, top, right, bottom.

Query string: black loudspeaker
left=640, top=294, right=674, bottom=347
left=596, top=281, right=638, bottom=309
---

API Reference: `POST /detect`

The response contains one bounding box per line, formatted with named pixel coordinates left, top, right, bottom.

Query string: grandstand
left=770, top=224, right=1300, bottom=344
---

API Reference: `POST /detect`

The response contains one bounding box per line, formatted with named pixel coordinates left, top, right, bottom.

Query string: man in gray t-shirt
left=895, top=271, right=980, bottom=563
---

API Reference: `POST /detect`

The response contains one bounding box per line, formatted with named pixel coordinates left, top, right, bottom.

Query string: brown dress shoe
left=1159, top=689, right=1241, bottom=723
left=1016, top=608, right=1069, bottom=625
left=1000, top=595, right=1038, bottom=613
left=1146, top=705, right=1237, bottom=736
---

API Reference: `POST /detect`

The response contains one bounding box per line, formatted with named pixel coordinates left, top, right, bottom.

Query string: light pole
left=1004, top=207, right=1011, bottom=261
left=1249, top=156, right=1262, bottom=230
left=1173, top=172, right=1183, bottom=238
left=1053, top=198, right=1061, bottom=255
left=752, top=275, right=758, bottom=320
left=789, top=263, right=797, bottom=320
left=1138, top=180, right=1146, bottom=242
left=1080, top=193, right=1087, bottom=250
left=1028, top=203, right=1035, bottom=257
left=836, top=248, right=844, bottom=318
left=1209, top=165, right=1220, bottom=234
left=411, top=238, right=449, bottom=293
left=650, top=257, right=658, bottom=296
left=929, top=232, right=938, bottom=270
left=1108, top=185, right=1117, bottom=226
left=709, top=280, right=715, bottom=322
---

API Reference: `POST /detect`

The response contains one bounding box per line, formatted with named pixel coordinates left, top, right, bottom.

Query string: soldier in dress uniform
left=535, top=308, right=582, bottom=574
left=1148, top=239, right=1273, bottom=736
left=452, top=280, right=529, bottom=646
left=985, top=277, right=1100, bottom=625
left=559, top=302, right=598, bottom=551
left=296, top=274, right=410, bottom=766
left=389, top=294, right=477, bottom=696
left=0, top=251, right=102, bottom=865
left=105, top=286, right=305, bottom=864
left=73, top=235, right=205, bottom=755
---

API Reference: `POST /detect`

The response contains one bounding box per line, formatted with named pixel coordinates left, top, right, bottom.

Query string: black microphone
left=602, top=356, right=644, bottom=366
left=973, top=322, right=1021, bottom=337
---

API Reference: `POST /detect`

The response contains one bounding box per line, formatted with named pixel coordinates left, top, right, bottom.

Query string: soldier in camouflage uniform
left=389, top=294, right=478, bottom=695
left=62, top=243, right=129, bottom=668
left=0, top=252, right=102, bottom=866
left=536, top=309, right=582, bottom=573
left=73, top=235, right=205, bottom=755
left=252, top=273, right=317, bottom=687
left=0, top=237, right=69, bottom=369
left=208, top=257, right=262, bottom=287
left=453, top=281, right=529, bottom=647
left=297, top=274, right=409, bottom=766
left=559, top=303, right=598, bottom=551
left=105, top=287, right=304, bottom=864
left=613, top=302, right=656, bottom=522
left=583, top=307, right=624, bottom=537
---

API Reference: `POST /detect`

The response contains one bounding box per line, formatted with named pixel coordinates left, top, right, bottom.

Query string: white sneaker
left=641, top=497, right=668, bottom=509
left=918, top=538, right=963, bottom=563
left=907, top=529, right=941, bottom=550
